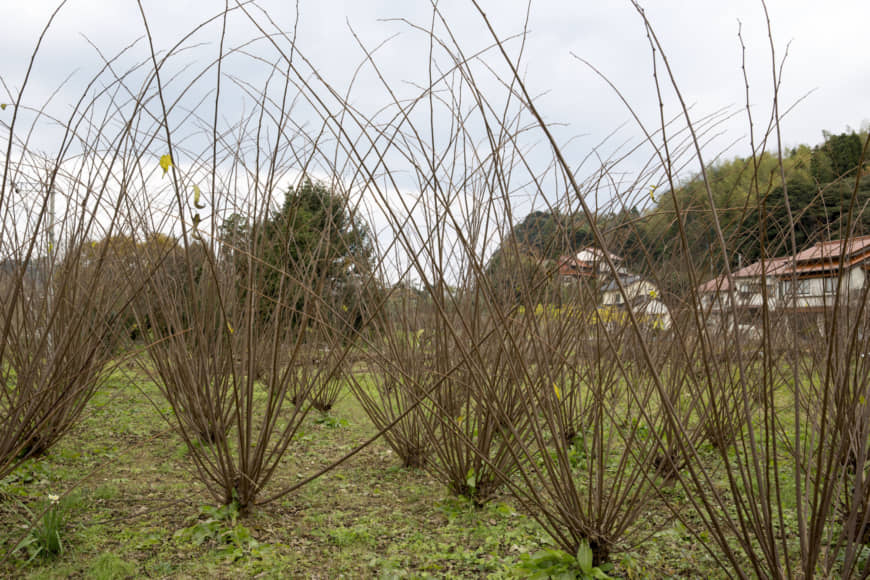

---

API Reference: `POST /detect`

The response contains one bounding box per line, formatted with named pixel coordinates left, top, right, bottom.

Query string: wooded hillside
left=494, top=130, right=870, bottom=295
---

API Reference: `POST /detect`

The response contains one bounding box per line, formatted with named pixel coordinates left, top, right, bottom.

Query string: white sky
left=1, top=0, right=868, bottom=239
left=3, top=1, right=867, bottom=143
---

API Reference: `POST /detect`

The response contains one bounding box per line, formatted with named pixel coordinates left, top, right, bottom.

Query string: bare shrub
left=346, top=289, right=433, bottom=469
left=0, top=18, right=142, bottom=476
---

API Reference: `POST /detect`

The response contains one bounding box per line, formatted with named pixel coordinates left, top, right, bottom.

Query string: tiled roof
left=790, top=234, right=870, bottom=263
left=698, top=235, right=870, bottom=293
left=697, top=256, right=790, bottom=293
left=731, top=256, right=791, bottom=277
left=697, top=275, right=729, bottom=293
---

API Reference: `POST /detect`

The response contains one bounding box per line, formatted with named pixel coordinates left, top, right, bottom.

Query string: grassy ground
left=0, top=364, right=728, bottom=578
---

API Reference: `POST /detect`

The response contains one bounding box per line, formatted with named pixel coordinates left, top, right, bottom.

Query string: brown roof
left=697, top=256, right=790, bottom=293
left=776, top=235, right=870, bottom=276
left=731, top=256, right=791, bottom=278
left=698, top=235, right=870, bottom=291
left=557, top=255, right=595, bottom=278
left=698, top=275, right=729, bottom=294
left=790, top=235, right=870, bottom=264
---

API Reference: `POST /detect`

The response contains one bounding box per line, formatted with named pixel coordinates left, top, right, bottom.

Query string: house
left=602, top=274, right=658, bottom=307
left=775, top=235, right=870, bottom=311
left=557, top=247, right=623, bottom=284
left=697, top=234, right=870, bottom=335
left=697, top=257, right=789, bottom=316
left=601, top=273, right=671, bottom=329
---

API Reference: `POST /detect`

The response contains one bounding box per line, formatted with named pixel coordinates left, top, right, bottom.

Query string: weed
left=87, top=552, right=137, bottom=579
left=17, top=494, right=65, bottom=561
left=515, top=541, right=614, bottom=579
left=314, top=414, right=349, bottom=429
left=174, top=500, right=265, bottom=562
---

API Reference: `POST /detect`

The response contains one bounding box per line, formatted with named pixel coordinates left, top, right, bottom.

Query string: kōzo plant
left=1, top=13, right=143, bottom=478
left=110, top=4, right=392, bottom=511
left=461, top=2, right=870, bottom=576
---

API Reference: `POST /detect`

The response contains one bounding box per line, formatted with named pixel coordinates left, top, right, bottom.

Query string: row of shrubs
left=2, top=4, right=870, bottom=576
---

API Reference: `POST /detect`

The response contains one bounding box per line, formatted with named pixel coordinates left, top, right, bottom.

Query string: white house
left=775, top=235, right=870, bottom=311
left=601, top=274, right=671, bottom=329
left=697, top=257, right=788, bottom=315
left=697, top=235, right=870, bottom=335
left=602, top=274, right=659, bottom=307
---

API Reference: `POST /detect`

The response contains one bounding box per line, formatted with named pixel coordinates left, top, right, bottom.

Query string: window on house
left=798, top=279, right=812, bottom=295
left=781, top=279, right=812, bottom=296
left=823, top=276, right=840, bottom=295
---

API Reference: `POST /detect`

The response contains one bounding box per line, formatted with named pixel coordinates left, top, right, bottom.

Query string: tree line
left=488, top=129, right=870, bottom=297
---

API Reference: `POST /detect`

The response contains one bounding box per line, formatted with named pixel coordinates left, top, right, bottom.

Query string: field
left=3, top=3, right=870, bottom=578
left=0, top=362, right=735, bottom=579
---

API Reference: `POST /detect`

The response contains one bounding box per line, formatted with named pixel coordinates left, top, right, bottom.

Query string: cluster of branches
left=328, top=3, right=870, bottom=577
left=6, top=3, right=870, bottom=578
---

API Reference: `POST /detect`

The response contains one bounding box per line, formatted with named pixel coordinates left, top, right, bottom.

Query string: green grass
left=0, top=363, right=732, bottom=578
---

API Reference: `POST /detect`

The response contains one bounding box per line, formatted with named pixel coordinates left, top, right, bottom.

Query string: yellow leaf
left=159, top=154, right=173, bottom=176
left=554, top=383, right=562, bottom=402
left=457, top=415, right=464, bottom=426
left=0, top=103, right=6, bottom=110
left=227, top=322, right=234, bottom=334
left=649, top=185, right=657, bottom=203
left=193, top=184, right=205, bottom=209
left=861, top=395, right=866, bottom=405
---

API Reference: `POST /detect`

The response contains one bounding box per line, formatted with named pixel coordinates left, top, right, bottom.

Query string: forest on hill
left=494, top=130, right=870, bottom=295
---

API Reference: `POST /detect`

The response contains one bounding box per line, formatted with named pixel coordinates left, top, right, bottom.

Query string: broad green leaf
left=465, top=468, right=476, bottom=490
left=577, top=540, right=593, bottom=573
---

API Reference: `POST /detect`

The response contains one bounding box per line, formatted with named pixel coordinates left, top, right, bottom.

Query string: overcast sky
left=2, top=1, right=868, bottom=213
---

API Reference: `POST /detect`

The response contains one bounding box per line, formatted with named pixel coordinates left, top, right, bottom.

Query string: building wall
left=701, top=276, right=777, bottom=312
left=602, top=280, right=658, bottom=306
left=780, top=267, right=865, bottom=308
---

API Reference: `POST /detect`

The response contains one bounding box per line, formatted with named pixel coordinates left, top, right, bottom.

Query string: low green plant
left=515, top=541, right=614, bottom=580
left=88, top=552, right=137, bottom=579
left=174, top=500, right=263, bottom=562
left=326, top=525, right=372, bottom=547
left=314, top=414, right=349, bottom=429
left=17, top=494, right=65, bottom=561
left=175, top=501, right=240, bottom=546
